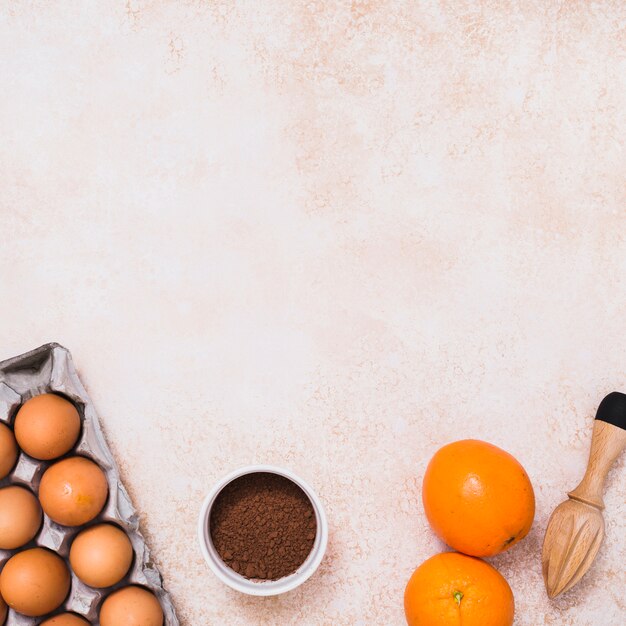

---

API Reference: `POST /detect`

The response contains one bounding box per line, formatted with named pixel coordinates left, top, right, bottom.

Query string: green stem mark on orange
left=453, top=590, right=463, bottom=606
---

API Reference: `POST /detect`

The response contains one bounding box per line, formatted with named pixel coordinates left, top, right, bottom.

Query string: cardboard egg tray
left=0, top=343, right=179, bottom=625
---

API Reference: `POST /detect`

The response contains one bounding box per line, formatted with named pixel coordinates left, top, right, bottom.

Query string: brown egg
left=14, top=393, right=81, bottom=461
left=0, top=548, right=70, bottom=617
left=0, top=593, right=7, bottom=625
left=0, top=486, right=42, bottom=549
left=40, top=613, right=90, bottom=626
left=70, top=524, right=133, bottom=588
left=39, top=457, right=108, bottom=527
left=99, top=586, right=163, bottom=626
left=0, top=422, right=18, bottom=480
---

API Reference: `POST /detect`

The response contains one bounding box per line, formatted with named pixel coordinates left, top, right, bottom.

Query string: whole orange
left=422, top=439, right=534, bottom=557
left=404, top=552, right=514, bottom=626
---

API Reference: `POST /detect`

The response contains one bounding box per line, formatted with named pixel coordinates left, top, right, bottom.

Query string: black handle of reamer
left=595, top=391, right=626, bottom=431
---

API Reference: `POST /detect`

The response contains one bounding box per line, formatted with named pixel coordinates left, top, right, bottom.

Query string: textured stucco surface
left=0, top=2, right=625, bottom=625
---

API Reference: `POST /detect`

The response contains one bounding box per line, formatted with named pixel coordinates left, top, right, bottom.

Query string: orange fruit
left=404, top=552, right=514, bottom=626
left=422, top=439, right=534, bottom=557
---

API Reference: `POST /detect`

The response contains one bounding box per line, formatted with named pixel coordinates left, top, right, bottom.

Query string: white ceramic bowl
left=198, top=464, right=328, bottom=596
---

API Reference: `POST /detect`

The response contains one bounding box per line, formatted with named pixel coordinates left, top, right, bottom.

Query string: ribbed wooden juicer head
left=542, top=392, right=626, bottom=599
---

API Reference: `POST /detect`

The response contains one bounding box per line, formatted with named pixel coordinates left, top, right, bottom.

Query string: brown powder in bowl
left=210, top=472, right=317, bottom=581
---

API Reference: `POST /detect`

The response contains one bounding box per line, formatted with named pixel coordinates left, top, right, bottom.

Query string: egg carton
left=0, top=343, right=179, bottom=626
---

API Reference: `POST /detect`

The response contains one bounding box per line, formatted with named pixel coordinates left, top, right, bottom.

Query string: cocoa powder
left=210, top=472, right=317, bottom=581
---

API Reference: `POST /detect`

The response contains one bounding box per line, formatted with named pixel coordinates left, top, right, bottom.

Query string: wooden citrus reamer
left=542, top=392, right=626, bottom=598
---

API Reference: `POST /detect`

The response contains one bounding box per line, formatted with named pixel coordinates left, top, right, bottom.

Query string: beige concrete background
left=1, top=2, right=625, bottom=625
